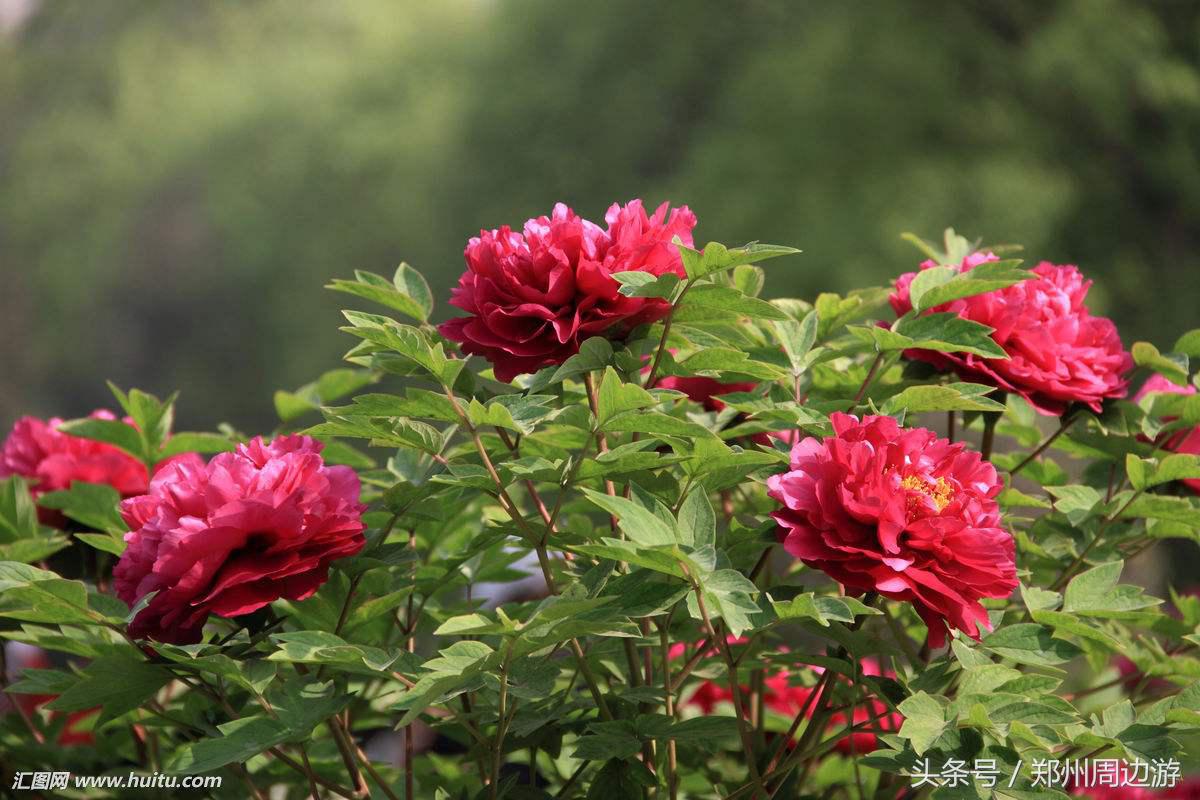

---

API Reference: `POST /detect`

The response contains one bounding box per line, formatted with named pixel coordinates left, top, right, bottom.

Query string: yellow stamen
left=900, top=475, right=954, bottom=512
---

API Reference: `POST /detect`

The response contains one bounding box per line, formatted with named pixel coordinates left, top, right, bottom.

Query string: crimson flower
left=889, top=253, right=1132, bottom=416
left=439, top=199, right=696, bottom=381
left=767, top=413, right=1016, bottom=647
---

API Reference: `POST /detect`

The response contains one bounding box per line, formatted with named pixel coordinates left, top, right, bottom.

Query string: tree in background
left=2, top=0, right=1198, bottom=431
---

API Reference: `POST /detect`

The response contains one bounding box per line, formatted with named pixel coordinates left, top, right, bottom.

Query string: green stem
left=644, top=283, right=691, bottom=390
left=1009, top=412, right=1079, bottom=476
left=980, top=412, right=999, bottom=461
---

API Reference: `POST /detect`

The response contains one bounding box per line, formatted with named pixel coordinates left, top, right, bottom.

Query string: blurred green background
left=3, top=0, right=1199, bottom=432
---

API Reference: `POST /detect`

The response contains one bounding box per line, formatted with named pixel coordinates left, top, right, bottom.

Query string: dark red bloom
left=768, top=413, right=1016, bottom=647
left=113, top=436, right=366, bottom=643
left=889, top=253, right=1132, bottom=416
left=439, top=200, right=696, bottom=381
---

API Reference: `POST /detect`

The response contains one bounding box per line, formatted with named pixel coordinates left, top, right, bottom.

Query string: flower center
left=900, top=474, right=954, bottom=514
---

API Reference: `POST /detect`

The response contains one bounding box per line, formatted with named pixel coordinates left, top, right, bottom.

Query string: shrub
left=2, top=209, right=1199, bottom=799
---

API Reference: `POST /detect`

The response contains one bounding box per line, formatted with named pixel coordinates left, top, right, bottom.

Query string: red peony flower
left=1135, top=374, right=1200, bottom=494
left=0, top=410, right=150, bottom=503
left=767, top=413, right=1016, bottom=648
left=113, top=435, right=366, bottom=644
left=889, top=253, right=1132, bottom=416
left=439, top=199, right=696, bottom=382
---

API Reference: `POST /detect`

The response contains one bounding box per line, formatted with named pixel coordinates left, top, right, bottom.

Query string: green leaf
left=392, top=262, right=434, bottom=319
left=613, top=271, right=682, bottom=299
left=679, top=240, right=800, bottom=280
left=114, top=386, right=176, bottom=452
left=688, top=569, right=761, bottom=637
left=46, top=656, right=171, bottom=725
left=1132, top=341, right=1189, bottom=386
left=158, top=432, right=236, bottom=458
left=676, top=488, right=715, bottom=549
left=56, top=417, right=146, bottom=463
left=981, top=623, right=1082, bottom=666
left=596, top=366, right=656, bottom=424
left=169, top=715, right=292, bottom=773
left=327, top=263, right=431, bottom=322
left=1130, top=454, right=1200, bottom=489
left=1120, top=494, right=1200, bottom=525
left=0, top=563, right=95, bottom=625
left=897, top=691, right=948, bottom=755
left=880, top=383, right=1005, bottom=414
left=679, top=284, right=789, bottom=320
left=1062, top=560, right=1162, bottom=616
left=775, top=311, right=819, bottom=375
left=769, top=592, right=880, bottom=627
left=1174, top=329, right=1200, bottom=359
left=677, top=348, right=788, bottom=381
left=580, top=489, right=678, bottom=546
left=74, top=532, right=127, bottom=557
left=268, top=631, right=406, bottom=674
left=37, top=482, right=125, bottom=535
left=543, top=337, right=614, bottom=386
left=910, top=260, right=1031, bottom=312
left=0, top=477, right=39, bottom=542
left=603, top=411, right=718, bottom=440
left=854, top=313, right=1007, bottom=359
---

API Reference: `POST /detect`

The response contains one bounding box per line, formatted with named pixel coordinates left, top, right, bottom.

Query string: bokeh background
left=3, top=0, right=1199, bottom=432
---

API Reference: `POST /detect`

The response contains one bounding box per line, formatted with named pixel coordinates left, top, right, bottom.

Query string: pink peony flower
left=767, top=413, right=1016, bottom=648
left=889, top=253, right=1132, bottom=416
left=439, top=200, right=696, bottom=382
left=1134, top=374, right=1200, bottom=494
left=0, top=411, right=150, bottom=502
left=113, top=435, right=366, bottom=644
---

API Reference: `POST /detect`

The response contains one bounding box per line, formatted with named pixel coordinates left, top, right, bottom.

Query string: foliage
left=2, top=224, right=1199, bottom=799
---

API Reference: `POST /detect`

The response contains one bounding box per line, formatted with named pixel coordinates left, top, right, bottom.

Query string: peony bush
left=1, top=209, right=1199, bottom=799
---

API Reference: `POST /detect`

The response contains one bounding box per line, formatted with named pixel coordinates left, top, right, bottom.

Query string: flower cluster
left=890, top=253, right=1133, bottom=416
